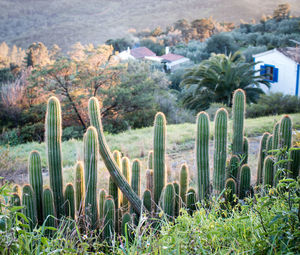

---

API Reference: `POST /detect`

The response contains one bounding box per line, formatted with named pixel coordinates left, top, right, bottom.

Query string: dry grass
left=1, top=0, right=300, bottom=50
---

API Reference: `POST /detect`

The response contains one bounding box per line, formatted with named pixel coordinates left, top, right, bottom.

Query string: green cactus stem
left=180, top=163, right=189, bottom=206
left=239, top=165, right=251, bottom=199
left=75, top=161, right=84, bottom=215
left=232, top=89, right=245, bottom=156
left=196, top=111, right=210, bottom=201
left=242, top=137, right=249, bottom=164
left=272, top=122, right=280, bottom=150
left=148, top=150, right=153, bottom=169
left=64, top=183, right=75, bottom=219
left=12, top=184, right=21, bottom=195
left=22, top=184, right=37, bottom=230
left=266, top=135, right=273, bottom=155
left=225, top=178, right=237, bottom=204
left=84, top=126, right=99, bottom=229
left=279, top=115, right=292, bottom=150
left=173, top=181, right=180, bottom=217
left=143, top=189, right=152, bottom=213
left=121, top=157, right=131, bottom=212
left=289, top=149, right=300, bottom=179
left=99, top=189, right=106, bottom=225
left=43, top=188, right=56, bottom=236
left=146, top=169, right=154, bottom=194
left=121, top=213, right=133, bottom=242
left=130, top=159, right=141, bottom=225
left=163, top=183, right=175, bottom=219
left=11, top=193, right=21, bottom=207
left=213, top=108, right=228, bottom=194
left=109, top=176, right=119, bottom=232
left=256, top=132, right=270, bottom=185
left=263, top=156, right=274, bottom=187
left=28, top=150, right=43, bottom=225
left=226, top=155, right=240, bottom=180
left=103, top=198, right=115, bottom=242
left=46, top=96, right=64, bottom=218
left=88, top=97, right=142, bottom=214
left=153, top=112, right=166, bottom=207
left=186, top=188, right=197, bottom=216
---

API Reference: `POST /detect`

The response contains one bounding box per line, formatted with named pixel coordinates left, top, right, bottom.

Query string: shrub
left=246, top=93, right=300, bottom=118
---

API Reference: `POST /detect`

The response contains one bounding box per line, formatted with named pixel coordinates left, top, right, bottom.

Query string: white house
left=117, top=47, right=156, bottom=61
left=253, top=47, right=300, bottom=96
left=160, top=47, right=190, bottom=72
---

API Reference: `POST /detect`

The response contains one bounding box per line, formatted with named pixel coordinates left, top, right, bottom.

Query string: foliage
left=247, top=93, right=300, bottom=118
left=180, top=52, right=269, bottom=111
left=205, top=33, right=238, bottom=55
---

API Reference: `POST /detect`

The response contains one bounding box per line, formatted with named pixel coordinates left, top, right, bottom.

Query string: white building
left=117, top=47, right=156, bottom=61
left=253, top=47, right=300, bottom=96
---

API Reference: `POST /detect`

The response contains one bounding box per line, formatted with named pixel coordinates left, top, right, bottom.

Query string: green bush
left=247, top=93, right=300, bottom=118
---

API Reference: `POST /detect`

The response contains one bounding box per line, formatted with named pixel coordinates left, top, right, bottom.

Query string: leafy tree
left=205, top=33, right=238, bottom=55
left=25, top=42, right=50, bottom=67
left=180, top=52, right=269, bottom=111
left=273, top=3, right=291, bottom=21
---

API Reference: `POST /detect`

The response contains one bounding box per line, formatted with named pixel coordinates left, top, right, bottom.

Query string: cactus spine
left=43, top=188, right=56, bottom=235
left=121, top=157, right=131, bottom=212
left=239, top=165, right=251, bottom=198
left=64, top=183, right=75, bottom=219
left=75, top=161, right=84, bottom=215
left=173, top=181, right=180, bottom=217
left=153, top=112, right=166, bottom=207
left=242, top=137, right=249, bottom=164
left=99, top=189, right=106, bottom=225
left=148, top=150, right=153, bottom=169
left=88, top=97, right=142, bottom=214
left=28, top=150, right=43, bottom=224
left=213, top=108, right=228, bottom=194
left=225, top=178, right=237, bottom=203
left=226, top=155, right=240, bottom=180
left=256, top=132, right=270, bottom=185
left=263, top=156, right=274, bottom=187
left=143, top=189, right=152, bottom=212
left=196, top=111, right=210, bottom=201
left=84, top=126, right=99, bottom=229
left=179, top=164, right=189, bottom=206
left=103, top=198, right=115, bottom=241
left=279, top=115, right=292, bottom=149
left=232, top=89, right=245, bottom=156
left=186, top=188, right=197, bottom=216
left=289, top=149, right=300, bottom=179
left=46, top=97, right=64, bottom=218
left=163, top=183, right=175, bottom=219
left=22, top=184, right=37, bottom=230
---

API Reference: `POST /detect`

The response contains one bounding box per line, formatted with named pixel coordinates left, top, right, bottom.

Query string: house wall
left=254, top=50, right=298, bottom=96
left=166, top=58, right=190, bottom=71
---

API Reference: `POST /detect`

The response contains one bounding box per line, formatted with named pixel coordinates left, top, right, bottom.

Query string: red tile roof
left=130, top=47, right=156, bottom=59
left=160, top=53, right=185, bottom=62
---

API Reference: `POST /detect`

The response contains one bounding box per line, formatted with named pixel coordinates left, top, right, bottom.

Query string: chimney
left=165, top=46, right=169, bottom=54
left=127, top=47, right=130, bottom=54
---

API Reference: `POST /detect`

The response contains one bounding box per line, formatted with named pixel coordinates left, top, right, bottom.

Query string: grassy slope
left=1, top=0, right=300, bottom=50
left=1, top=113, right=299, bottom=189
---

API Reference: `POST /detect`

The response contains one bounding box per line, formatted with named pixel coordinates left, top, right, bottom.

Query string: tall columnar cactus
left=11, top=193, right=21, bottom=207
left=88, top=97, right=142, bottom=214
left=131, top=159, right=141, bottom=197
left=28, top=150, right=43, bottom=224
left=186, top=188, right=197, bottom=216
left=256, top=132, right=270, bottom=185
left=289, top=149, right=300, bottom=179
left=213, top=108, right=228, bottom=194
left=163, top=183, right=175, bottom=219
left=46, top=96, right=64, bottom=218
left=13, top=184, right=21, bottom=195
left=22, top=184, right=37, bottom=230
left=266, top=135, right=273, bottom=155
left=103, top=198, right=115, bottom=242
left=239, top=165, right=251, bottom=199
left=143, top=189, right=152, bottom=213
left=64, top=183, right=75, bottom=219
left=153, top=112, right=166, bottom=207
left=279, top=115, right=292, bottom=150
left=121, top=157, right=131, bottom=212
left=179, top=163, right=189, bottom=206
left=225, top=178, right=237, bottom=204
left=109, top=176, right=119, bottom=232
left=242, top=137, right=249, bottom=164
left=232, top=89, right=245, bottom=156
left=99, top=189, right=106, bottom=225
left=146, top=169, right=154, bottom=194
left=84, top=126, right=99, bottom=229
left=113, top=150, right=122, bottom=214
left=196, top=111, right=210, bottom=201
left=75, top=161, right=84, bottom=215
left=121, top=213, right=133, bottom=241
left=226, top=155, right=240, bottom=180
left=43, top=188, right=56, bottom=235
left=272, top=122, right=280, bottom=150
left=173, top=181, right=180, bottom=217
left=263, top=156, right=274, bottom=187
left=148, top=150, right=153, bottom=169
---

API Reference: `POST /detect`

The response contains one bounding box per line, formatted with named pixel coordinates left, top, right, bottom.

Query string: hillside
left=1, top=0, right=300, bottom=51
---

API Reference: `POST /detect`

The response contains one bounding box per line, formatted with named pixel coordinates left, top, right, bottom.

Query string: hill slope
left=1, top=0, right=300, bottom=51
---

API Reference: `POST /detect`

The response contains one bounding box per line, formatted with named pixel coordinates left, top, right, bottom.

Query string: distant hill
left=1, top=0, right=299, bottom=51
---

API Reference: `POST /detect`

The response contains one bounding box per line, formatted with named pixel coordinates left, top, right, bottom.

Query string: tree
left=26, top=42, right=50, bottom=67
left=273, top=3, right=291, bottom=21
left=205, top=33, right=238, bottom=55
left=180, top=52, right=269, bottom=111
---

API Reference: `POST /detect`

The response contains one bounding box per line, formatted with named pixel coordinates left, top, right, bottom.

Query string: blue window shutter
left=273, top=68, right=278, bottom=82
left=260, top=65, right=266, bottom=75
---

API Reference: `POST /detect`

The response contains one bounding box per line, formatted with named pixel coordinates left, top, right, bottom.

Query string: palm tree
left=180, top=52, right=270, bottom=111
